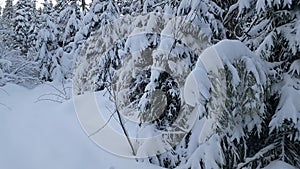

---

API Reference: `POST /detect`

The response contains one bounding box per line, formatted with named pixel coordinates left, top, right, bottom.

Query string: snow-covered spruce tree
left=161, top=0, right=181, bottom=15
left=69, top=0, right=121, bottom=81
left=0, top=8, right=4, bottom=31
left=173, top=0, right=226, bottom=43
left=79, top=0, right=87, bottom=14
left=0, top=58, right=11, bottom=86
left=0, top=40, right=12, bottom=86
left=205, top=0, right=249, bottom=41
left=2, top=0, right=13, bottom=21
left=0, top=0, right=14, bottom=49
left=36, top=0, right=61, bottom=81
left=12, top=0, right=36, bottom=56
left=141, top=0, right=164, bottom=13
left=176, top=40, right=268, bottom=169
left=58, top=0, right=82, bottom=48
left=117, top=0, right=181, bottom=16
left=117, top=0, right=163, bottom=16
left=90, top=14, right=207, bottom=168
left=216, top=42, right=267, bottom=169
left=53, top=0, right=68, bottom=14
left=127, top=1, right=222, bottom=167
left=27, top=0, right=40, bottom=61
left=138, top=0, right=182, bottom=15
left=229, top=0, right=300, bottom=168
left=74, top=12, right=210, bottom=168
left=55, top=0, right=83, bottom=79
left=116, top=0, right=136, bottom=15
left=73, top=2, right=300, bottom=168
left=93, top=13, right=204, bottom=130
left=173, top=0, right=300, bottom=167
left=111, top=33, right=199, bottom=132
left=81, top=0, right=119, bottom=37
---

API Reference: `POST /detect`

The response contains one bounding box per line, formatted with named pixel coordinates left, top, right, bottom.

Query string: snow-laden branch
left=237, top=143, right=277, bottom=169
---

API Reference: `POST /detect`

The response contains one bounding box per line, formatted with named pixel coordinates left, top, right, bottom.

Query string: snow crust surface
left=0, top=83, right=162, bottom=169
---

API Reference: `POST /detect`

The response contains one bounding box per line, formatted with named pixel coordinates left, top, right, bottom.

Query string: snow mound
left=262, top=160, right=296, bottom=169
left=0, top=83, right=163, bottom=169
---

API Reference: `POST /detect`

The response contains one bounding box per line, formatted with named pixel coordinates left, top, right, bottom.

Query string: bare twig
left=88, top=107, right=117, bottom=137
left=34, top=98, right=63, bottom=103
left=43, top=83, right=69, bottom=97
left=0, top=88, right=9, bottom=96
left=35, top=93, right=67, bottom=103
left=35, top=80, right=71, bottom=103
left=0, top=88, right=11, bottom=110
left=0, top=102, right=11, bottom=110
left=115, top=108, right=136, bottom=156
left=11, top=62, right=30, bottom=75
left=107, top=70, right=137, bottom=156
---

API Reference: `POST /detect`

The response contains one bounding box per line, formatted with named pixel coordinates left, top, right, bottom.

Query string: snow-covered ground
left=0, top=83, right=296, bottom=169
left=0, top=83, right=162, bottom=169
left=262, top=160, right=296, bottom=169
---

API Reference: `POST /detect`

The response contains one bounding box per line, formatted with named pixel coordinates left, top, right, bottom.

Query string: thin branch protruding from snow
left=35, top=80, right=71, bottom=103
left=0, top=102, right=11, bottom=111
left=0, top=88, right=9, bottom=96
left=88, top=107, right=117, bottom=138
left=0, top=88, right=11, bottom=110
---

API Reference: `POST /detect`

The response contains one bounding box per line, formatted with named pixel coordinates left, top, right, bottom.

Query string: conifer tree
left=36, top=0, right=61, bottom=81
left=12, top=0, right=36, bottom=55
left=2, top=0, right=13, bottom=21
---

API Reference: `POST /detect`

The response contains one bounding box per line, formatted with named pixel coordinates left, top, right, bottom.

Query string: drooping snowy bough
left=73, top=12, right=269, bottom=169
left=73, top=12, right=210, bottom=162
left=182, top=40, right=268, bottom=169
